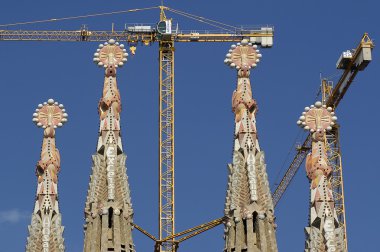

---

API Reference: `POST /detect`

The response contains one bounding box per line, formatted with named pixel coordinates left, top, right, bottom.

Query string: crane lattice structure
left=0, top=6, right=273, bottom=252
left=272, top=33, right=374, bottom=251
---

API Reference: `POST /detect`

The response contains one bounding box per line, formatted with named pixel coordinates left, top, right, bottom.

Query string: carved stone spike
left=224, top=42, right=278, bottom=252
left=83, top=42, right=134, bottom=252
left=299, top=104, right=345, bottom=252
left=26, top=99, right=66, bottom=252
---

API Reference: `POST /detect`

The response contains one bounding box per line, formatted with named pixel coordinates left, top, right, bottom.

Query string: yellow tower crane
left=0, top=6, right=274, bottom=252
left=271, top=33, right=374, bottom=251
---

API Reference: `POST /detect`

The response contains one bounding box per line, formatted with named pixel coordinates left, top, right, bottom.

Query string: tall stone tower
left=223, top=40, right=278, bottom=252
left=83, top=39, right=135, bottom=252
left=26, top=98, right=68, bottom=252
left=297, top=101, right=345, bottom=252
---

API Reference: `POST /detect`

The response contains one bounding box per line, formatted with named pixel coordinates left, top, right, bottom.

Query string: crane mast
left=158, top=6, right=176, bottom=252
left=320, top=80, right=347, bottom=247
left=158, top=44, right=175, bottom=251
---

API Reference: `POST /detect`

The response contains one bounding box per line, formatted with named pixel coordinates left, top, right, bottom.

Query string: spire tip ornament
left=225, top=39, right=262, bottom=73
left=32, top=99, right=67, bottom=130
left=93, top=39, right=128, bottom=68
left=297, top=101, right=336, bottom=133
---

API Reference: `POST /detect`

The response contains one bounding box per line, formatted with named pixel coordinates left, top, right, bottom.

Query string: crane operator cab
left=157, top=20, right=173, bottom=41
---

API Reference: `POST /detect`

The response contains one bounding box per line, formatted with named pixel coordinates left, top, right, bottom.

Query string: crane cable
left=166, top=7, right=239, bottom=30
left=271, top=129, right=305, bottom=192
left=0, top=5, right=240, bottom=34
left=165, top=7, right=238, bottom=32
left=271, top=84, right=323, bottom=192
left=0, top=6, right=160, bottom=27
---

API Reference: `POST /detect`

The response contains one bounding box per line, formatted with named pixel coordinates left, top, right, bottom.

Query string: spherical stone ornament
left=297, top=101, right=336, bottom=132
left=93, top=39, right=128, bottom=68
left=33, top=99, right=68, bottom=129
left=225, top=39, right=262, bottom=70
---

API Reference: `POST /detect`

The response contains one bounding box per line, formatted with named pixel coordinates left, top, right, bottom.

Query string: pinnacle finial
left=224, top=39, right=262, bottom=71
left=93, top=39, right=128, bottom=68
left=297, top=101, right=337, bottom=132
left=32, top=98, right=68, bottom=129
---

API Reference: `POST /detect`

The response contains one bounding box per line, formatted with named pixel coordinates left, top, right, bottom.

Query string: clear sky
left=0, top=0, right=378, bottom=251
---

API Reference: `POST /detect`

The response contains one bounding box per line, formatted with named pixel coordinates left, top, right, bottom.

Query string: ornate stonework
left=297, top=102, right=344, bottom=252
left=26, top=98, right=67, bottom=252
left=223, top=40, right=278, bottom=252
left=83, top=39, right=135, bottom=252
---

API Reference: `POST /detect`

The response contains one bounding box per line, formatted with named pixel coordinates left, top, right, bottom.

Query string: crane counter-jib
left=328, top=34, right=373, bottom=108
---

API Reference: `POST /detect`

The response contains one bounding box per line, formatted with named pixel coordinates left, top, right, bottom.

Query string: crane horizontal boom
left=0, top=27, right=273, bottom=45
left=272, top=33, right=374, bottom=208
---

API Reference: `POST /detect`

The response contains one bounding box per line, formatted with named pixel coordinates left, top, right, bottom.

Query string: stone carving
left=223, top=40, right=278, bottom=252
left=297, top=101, right=344, bottom=252
left=83, top=39, right=135, bottom=252
left=26, top=99, right=67, bottom=252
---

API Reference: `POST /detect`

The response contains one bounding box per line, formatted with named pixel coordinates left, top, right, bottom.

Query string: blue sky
left=0, top=0, right=378, bottom=251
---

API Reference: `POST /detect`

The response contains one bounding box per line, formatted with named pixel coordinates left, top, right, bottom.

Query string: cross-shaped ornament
left=297, top=101, right=337, bottom=132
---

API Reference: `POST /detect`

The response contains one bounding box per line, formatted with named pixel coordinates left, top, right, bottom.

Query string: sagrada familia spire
left=26, top=98, right=68, bottom=252
left=223, top=40, right=278, bottom=252
left=83, top=39, right=135, bottom=252
left=297, top=102, right=345, bottom=251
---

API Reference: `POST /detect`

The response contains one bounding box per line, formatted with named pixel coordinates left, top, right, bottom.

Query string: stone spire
left=83, top=39, right=135, bottom=252
left=297, top=102, right=345, bottom=252
left=223, top=40, right=278, bottom=252
left=26, top=98, right=68, bottom=252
